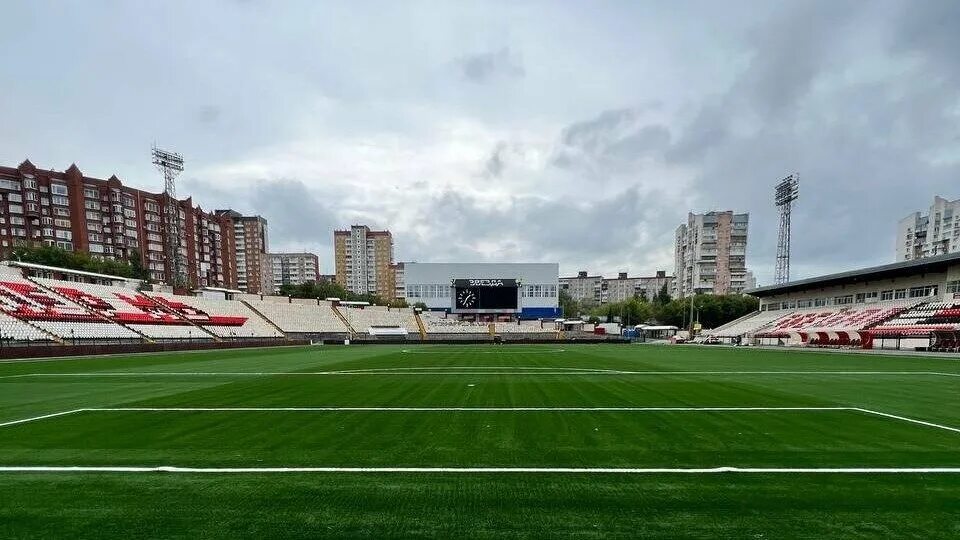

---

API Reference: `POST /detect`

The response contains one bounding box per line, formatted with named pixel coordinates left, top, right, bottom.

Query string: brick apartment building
left=0, top=159, right=237, bottom=289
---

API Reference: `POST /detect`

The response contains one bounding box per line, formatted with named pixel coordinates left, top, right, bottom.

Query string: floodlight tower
left=152, top=146, right=186, bottom=287
left=774, top=174, right=799, bottom=285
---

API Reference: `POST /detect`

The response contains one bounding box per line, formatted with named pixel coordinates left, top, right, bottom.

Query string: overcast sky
left=1, top=0, right=958, bottom=284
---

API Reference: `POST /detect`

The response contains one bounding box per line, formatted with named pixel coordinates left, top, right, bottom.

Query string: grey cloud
left=457, top=47, right=525, bottom=83
left=894, top=0, right=960, bottom=81
left=195, top=105, right=221, bottom=125
left=482, top=142, right=507, bottom=178
left=552, top=108, right=671, bottom=172
left=405, top=185, right=675, bottom=273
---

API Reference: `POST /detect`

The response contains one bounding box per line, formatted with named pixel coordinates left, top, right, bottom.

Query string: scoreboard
left=452, top=278, right=520, bottom=313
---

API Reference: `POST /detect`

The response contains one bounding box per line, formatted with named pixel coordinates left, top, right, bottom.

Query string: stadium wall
left=0, top=339, right=309, bottom=361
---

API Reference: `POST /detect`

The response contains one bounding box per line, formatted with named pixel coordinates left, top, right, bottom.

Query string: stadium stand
left=338, top=306, right=419, bottom=335
left=242, top=300, right=348, bottom=334
left=707, top=310, right=788, bottom=341
left=869, top=300, right=960, bottom=335
left=146, top=292, right=284, bottom=338
left=31, top=278, right=212, bottom=341
left=418, top=314, right=490, bottom=334
left=0, top=276, right=140, bottom=339
left=742, top=299, right=917, bottom=346
left=494, top=321, right=554, bottom=334
left=0, top=310, right=55, bottom=342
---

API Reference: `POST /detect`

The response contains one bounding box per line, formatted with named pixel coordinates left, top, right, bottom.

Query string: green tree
left=558, top=289, right=579, bottom=318
left=654, top=283, right=671, bottom=305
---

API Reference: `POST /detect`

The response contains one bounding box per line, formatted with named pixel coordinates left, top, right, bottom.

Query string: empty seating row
left=0, top=311, right=54, bottom=342
left=707, top=310, right=789, bottom=338
left=0, top=277, right=100, bottom=321
left=34, top=320, right=141, bottom=340
left=756, top=301, right=912, bottom=338
left=419, top=316, right=490, bottom=333
left=244, top=301, right=348, bottom=333
left=339, top=306, right=419, bottom=334
left=869, top=301, right=960, bottom=335
left=33, top=279, right=177, bottom=322
left=147, top=293, right=283, bottom=338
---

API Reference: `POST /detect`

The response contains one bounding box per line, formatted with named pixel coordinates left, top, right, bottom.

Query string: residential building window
left=880, top=290, right=894, bottom=301
left=50, top=184, right=68, bottom=196
left=894, top=289, right=907, bottom=299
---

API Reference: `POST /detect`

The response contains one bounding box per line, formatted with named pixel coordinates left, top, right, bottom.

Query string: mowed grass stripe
left=1, top=408, right=958, bottom=468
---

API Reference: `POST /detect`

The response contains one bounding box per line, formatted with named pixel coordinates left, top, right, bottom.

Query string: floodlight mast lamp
left=774, top=174, right=799, bottom=285
left=151, top=146, right=187, bottom=287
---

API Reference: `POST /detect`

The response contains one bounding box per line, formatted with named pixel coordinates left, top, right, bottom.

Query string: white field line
left=0, top=409, right=87, bottom=428
left=2, top=466, right=960, bottom=474
left=2, top=370, right=959, bottom=379
left=853, top=408, right=960, bottom=435
left=88, top=406, right=851, bottom=412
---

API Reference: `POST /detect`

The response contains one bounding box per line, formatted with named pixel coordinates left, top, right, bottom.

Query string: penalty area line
left=2, top=466, right=960, bottom=474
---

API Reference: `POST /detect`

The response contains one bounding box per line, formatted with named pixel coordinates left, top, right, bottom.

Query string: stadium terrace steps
left=709, top=310, right=761, bottom=334
left=145, top=293, right=283, bottom=339
left=241, top=300, right=348, bottom=334
left=30, top=279, right=217, bottom=341
left=338, top=306, right=420, bottom=336
left=239, top=300, right=293, bottom=339
left=869, top=300, right=960, bottom=335
left=28, top=278, right=156, bottom=343
left=0, top=277, right=140, bottom=340
left=712, top=299, right=930, bottom=345
left=330, top=304, right=355, bottom=334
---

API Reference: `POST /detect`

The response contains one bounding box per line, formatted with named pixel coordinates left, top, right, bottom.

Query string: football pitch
left=1, top=344, right=959, bottom=538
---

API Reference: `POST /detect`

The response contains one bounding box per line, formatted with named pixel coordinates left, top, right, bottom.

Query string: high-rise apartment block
left=265, top=252, right=320, bottom=293
left=896, top=196, right=960, bottom=261
left=0, top=160, right=236, bottom=289
left=215, top=210, right=268, bottom=294
left=673, top=211, right=749, bottom=298
left=333, top=225, right=395, bottom=297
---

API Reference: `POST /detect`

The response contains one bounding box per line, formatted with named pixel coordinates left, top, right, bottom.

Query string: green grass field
left=1, top=344, right=959, bottom=538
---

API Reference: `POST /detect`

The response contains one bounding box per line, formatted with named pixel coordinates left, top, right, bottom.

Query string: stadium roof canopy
left=6, top=261, right=136, bottom=282
left=746, top=251, right=960, bottom=298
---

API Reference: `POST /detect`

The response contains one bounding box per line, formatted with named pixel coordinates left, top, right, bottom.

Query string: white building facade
left=897, top=196, right=960, bottom=262
left=404, top=262, right=560, bottom=319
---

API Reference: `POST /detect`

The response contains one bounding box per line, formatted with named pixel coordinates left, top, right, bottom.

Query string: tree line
left=9, top=244, right=150, bottom=281
left=560, top=283, right=758, bottom=329
left=277, top=278, right=408, bottom=308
